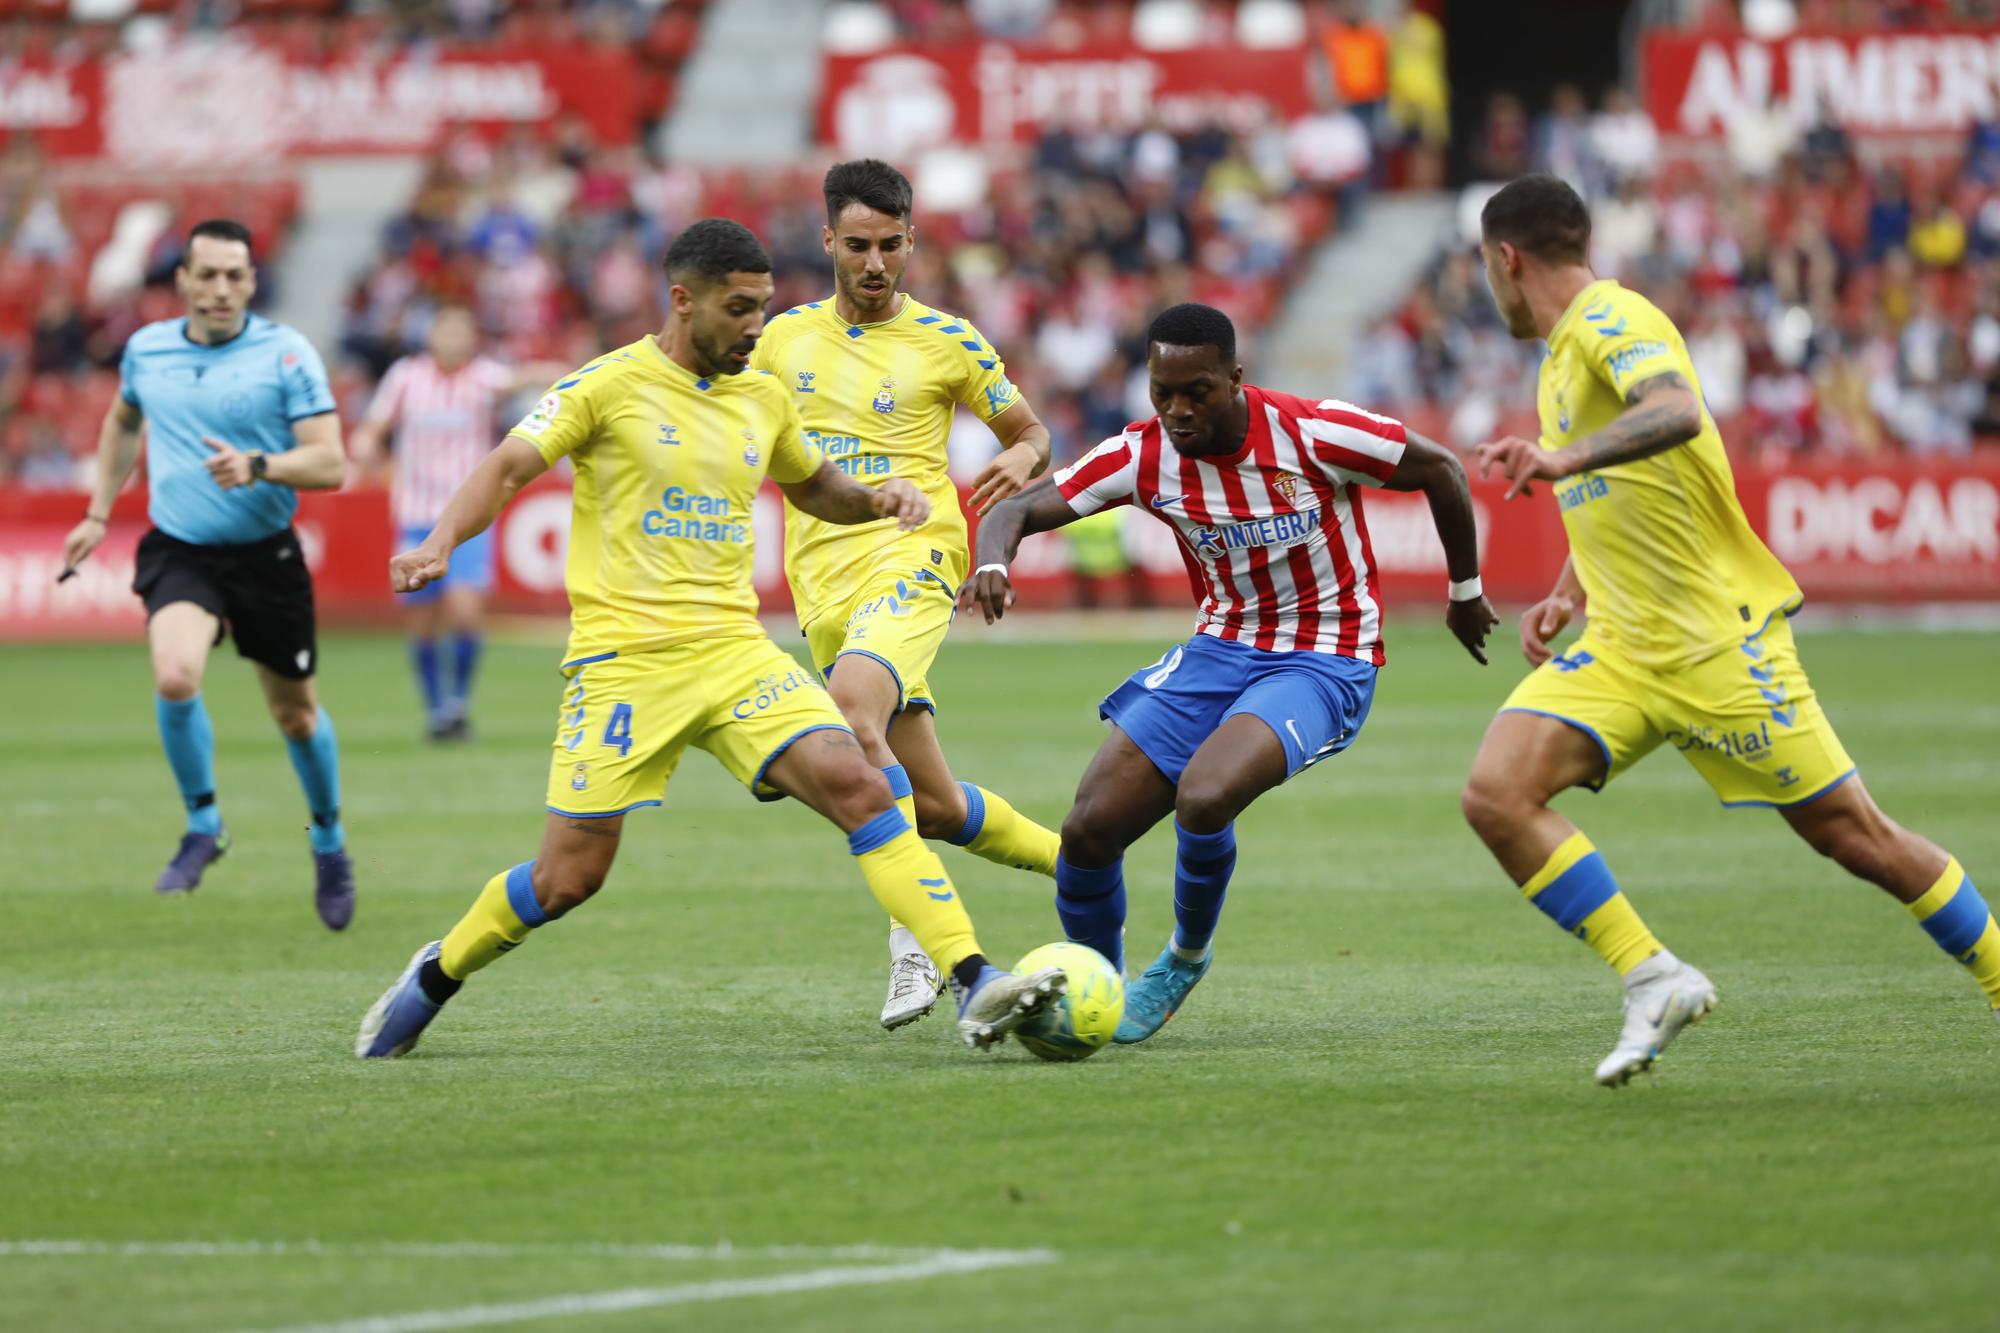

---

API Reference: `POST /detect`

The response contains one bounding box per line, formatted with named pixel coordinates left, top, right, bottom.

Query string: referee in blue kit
left=62, top=219, right=357, bottom=930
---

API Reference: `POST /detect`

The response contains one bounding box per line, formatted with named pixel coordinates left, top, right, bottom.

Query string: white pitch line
left=0, top=1240, right=951, bottom=1263
left=244, top=1250, right=1058, bottom=1333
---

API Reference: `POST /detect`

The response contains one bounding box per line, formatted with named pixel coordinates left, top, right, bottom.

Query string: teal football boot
left=1113, top=941, right=1212, bottom=1044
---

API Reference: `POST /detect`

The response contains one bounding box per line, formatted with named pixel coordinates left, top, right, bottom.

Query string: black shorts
left=133, top=527, right=319, bottom=679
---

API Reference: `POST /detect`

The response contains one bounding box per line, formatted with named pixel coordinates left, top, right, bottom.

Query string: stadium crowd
left=1352, top=83, right=2000, bottom=455
left=333, top=113, right=1348, bottom=481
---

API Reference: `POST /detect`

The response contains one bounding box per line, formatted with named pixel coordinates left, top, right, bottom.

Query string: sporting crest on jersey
left=741, top=427, right=760, bottom=466
left=872, top=376, right=897, bottom=415
left=1273, top=474, right=1301, bottom=508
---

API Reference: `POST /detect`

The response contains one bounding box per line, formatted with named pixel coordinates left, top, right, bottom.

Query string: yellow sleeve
left=764, top=382, right=818, bottom=485
left=947, top=317, right=1022, bottom=423
left=1581, top=291, right=1686, bottom=403
left=509, top=365, right=603, bottom=464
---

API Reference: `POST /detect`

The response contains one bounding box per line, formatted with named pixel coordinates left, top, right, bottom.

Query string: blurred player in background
left=58, top=219, right=355, bottom=929
left=965, top=304, right=1494, bottom=1043
left=357, top=220, right=1064, bottom=1060
left=350, top=305, right=560, bottom=741
left=1465, top=175, right=2000, bottom=1087
left=753, top=159, right=1065, bottom=1031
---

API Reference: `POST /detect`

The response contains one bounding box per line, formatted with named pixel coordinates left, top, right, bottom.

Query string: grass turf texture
left=2, top=621, right=1995, bottom=1331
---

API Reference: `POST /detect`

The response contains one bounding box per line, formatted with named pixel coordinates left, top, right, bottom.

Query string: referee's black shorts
left=133, top=527, right=319, bottom=679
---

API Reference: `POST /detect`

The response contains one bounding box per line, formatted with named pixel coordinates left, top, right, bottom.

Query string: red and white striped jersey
left=1055, top=384, right=1407, bottom=663
left=366, top=354, right=517, bottom=528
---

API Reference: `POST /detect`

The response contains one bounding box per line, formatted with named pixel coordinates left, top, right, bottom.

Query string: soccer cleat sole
left=355, top=942, right=441, bottom=1059
left=880, top=990, right=942, bottom=1031
left=957, top=967, right=1066, bottom=1051
left=1596, top=989, right=1716, bottom=1088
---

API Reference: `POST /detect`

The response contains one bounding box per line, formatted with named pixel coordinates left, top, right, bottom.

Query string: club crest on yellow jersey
left=741, top=427, right=760, bottom=467
left=872, top=376, right=897, bottom=414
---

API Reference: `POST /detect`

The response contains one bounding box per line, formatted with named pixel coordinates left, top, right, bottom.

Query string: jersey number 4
left=603, top=703, right=635, bottom=757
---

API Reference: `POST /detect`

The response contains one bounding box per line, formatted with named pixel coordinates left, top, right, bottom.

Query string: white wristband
left=975, top=563, right=1010, bottom=581
left=1448, top=575, right=1484, bottom=602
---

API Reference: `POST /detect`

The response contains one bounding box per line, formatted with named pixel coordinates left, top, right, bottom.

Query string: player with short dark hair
left=1466, top=173, right=2000, bottom=1085
left=357, top=218, right=1064, bottom=1060
left=60, top=219, right=356, bottom=928
left=753, top=159, right=1065, bottom=1031
left=964, top=303, right=1495, bottom=1042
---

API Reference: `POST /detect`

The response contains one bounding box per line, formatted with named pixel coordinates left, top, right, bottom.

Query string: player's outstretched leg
left=1054, top=726, right=1180, bottom=981
left=881, top=706, right=1063, bottom=1028
left=1118, top=715, right=1284, bottom=1045
left=1463, top=712, right=1714, bottom=1086
left=891, top=710, right=1060, bottom=878
left=763, top=728, right=1063, bottom=1050
left=149, top=603, right=230, bottom=894
left=1782, top=778, right=2000, bottom=1023
left=358, top=815, right=619, bottom=1057
left=262, top=669, right=354, bottom=930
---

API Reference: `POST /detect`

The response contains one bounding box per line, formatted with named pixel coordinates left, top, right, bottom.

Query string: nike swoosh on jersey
left=1151, top=494, right=1185, bottom=509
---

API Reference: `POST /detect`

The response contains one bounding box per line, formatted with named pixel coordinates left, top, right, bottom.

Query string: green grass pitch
left=3, top=619, right=1996, bottom=1331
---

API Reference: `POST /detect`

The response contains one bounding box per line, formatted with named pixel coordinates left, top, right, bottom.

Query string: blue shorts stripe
left=560, top=651, right=619, bottom=671
left=848, top=807, right=911, bottom=856
left=543, top=799, right=660, bottom=820
left=1529, top=852, right=1619, bottom=932
left=751, top=724, right=855, bottom=803
left=504, top=860, right=547, bottom=928
left=1718, top=767, right=1857, bottom=810
left=1921, top=879, right=1991, bottom=957
left=1500, top=708, right=1612, bottom=791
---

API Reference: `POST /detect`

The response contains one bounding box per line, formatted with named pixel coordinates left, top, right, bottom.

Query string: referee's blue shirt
left=119, top=314, right=338, bottom=546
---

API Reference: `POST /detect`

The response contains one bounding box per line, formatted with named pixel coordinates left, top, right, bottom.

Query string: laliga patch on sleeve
left=518, top=391, right=561, bottom=436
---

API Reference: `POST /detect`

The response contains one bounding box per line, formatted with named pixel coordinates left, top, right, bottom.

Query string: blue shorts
left=1100, top=634, right=1377, bottom=784
left=400, top=524, right=494, bottom=602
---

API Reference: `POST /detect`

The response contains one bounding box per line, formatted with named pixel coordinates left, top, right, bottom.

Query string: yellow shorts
left=800, top=540, right=963, bottom=716
left=1502, top=613, right=1856, bottom=808
left=545, top=636, right=852, bottom=817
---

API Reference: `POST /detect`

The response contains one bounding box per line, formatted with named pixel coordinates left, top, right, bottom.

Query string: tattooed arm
left=1472, top=372, right=1703, bottom=500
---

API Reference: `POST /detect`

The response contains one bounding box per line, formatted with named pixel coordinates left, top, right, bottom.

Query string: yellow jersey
left=750, top=294, right=1020, bottom=614
left=509, top=335, right=817, bottom=663
left=1538, top=279, right=1800, bottom=670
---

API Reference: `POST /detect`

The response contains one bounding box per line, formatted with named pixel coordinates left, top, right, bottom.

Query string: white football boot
left=880, top=927, right=943, bottom=1030
left=953, top=964, right=1066, bottom=1051
left=1595, top=951, right=1717, bottom=1087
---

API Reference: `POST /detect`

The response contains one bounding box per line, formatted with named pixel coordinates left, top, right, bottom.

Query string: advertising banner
left=10, top=42, right=638, bottom=165
left=5, top=459, right=1996, bottom=640
left=817, top=41, right=1315, bottom=157
left=1642, top=29, right=2000, bottom=137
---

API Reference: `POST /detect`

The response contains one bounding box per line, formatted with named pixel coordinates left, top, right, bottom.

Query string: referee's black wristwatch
left=249, top=452, right=269, bottom=483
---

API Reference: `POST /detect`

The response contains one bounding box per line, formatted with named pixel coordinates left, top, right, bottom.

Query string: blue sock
left=285, top=706, right=344, bottom=855
left=450, top=632, right=482, bottom=711
left=155, top=694, right=221, bottom=836
left=1171, top=820, right=1235, bottom=958
left=412, top=638, right=442, bottom=718
left=1055, top=853, right=1126, bottom=974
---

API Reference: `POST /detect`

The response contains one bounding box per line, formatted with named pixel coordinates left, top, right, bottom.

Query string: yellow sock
left=439, top=861, right=545, bottom=980
left=849, top=809, right=980, bottom=974
left=947, top=782, right=1060, bottom=877
left=880, top=765, right=918, bottom=935
left=1521, top=832, right=1663, bottom=977
left=1906, top=856, right=2000, bottom=1008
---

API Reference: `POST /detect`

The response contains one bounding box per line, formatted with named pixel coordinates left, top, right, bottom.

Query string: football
left=1011, top=942, right=1125, bottom=1062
